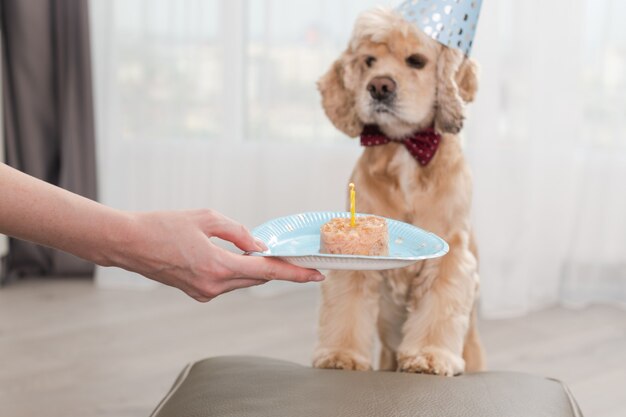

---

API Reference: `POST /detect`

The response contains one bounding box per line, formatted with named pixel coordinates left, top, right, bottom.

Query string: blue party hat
left=396, top=0, right=483, bottom=56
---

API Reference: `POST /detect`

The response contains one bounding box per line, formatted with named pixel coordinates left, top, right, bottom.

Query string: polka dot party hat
left=396, top=0, right=483, bottom=56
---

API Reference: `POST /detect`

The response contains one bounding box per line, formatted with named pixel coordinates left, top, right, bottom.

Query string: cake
left=319, top=216, right=389, bottom=256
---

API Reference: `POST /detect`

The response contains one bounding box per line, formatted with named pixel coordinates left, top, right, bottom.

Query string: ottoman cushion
left=151, top=356, right=583, bottom=417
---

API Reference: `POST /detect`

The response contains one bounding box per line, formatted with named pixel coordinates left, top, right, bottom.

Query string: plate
left=249, top=211, right=449, bottom=271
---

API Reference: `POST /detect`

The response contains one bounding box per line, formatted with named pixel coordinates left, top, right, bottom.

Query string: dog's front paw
left=397, top=346, right=465, bottom=376
left=313, top=349, right=371, bottom=371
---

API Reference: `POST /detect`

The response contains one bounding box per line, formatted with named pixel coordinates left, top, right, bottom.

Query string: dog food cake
left=320, top=216, right=389, bottom=256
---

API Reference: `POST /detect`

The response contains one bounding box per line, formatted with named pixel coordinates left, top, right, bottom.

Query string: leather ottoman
left=151, top=356, right=583, bottom=417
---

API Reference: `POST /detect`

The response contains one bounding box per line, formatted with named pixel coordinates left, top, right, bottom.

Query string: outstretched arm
left=0, top=163, right=324, bottom=301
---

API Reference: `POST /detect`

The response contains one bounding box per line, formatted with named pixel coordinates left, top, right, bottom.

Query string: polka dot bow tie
left=360, top=125, right=442, bottom=166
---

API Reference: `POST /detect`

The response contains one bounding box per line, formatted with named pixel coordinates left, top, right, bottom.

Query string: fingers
left=225, top=252, right=325, bottom=283
left=201, top=210, right=266, bottom=253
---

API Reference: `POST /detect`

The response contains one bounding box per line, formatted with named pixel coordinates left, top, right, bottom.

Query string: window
left=94, top=0, right=384, bottom=143
left=104, top=0, right=222, bottom=141
left=581, top=0, right=626, bottom=146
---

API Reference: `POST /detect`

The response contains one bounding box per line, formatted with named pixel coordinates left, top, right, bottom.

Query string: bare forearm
left=0, top=163, right=128, bottom=265
left=0, top=163, right=323, bottom=301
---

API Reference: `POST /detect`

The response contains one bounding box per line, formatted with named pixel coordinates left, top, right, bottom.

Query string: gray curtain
left=1, top=0, right=97, bottom=284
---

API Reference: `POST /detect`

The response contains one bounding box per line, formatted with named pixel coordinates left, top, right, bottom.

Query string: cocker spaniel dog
left=313, top=7, right=484, bottom=376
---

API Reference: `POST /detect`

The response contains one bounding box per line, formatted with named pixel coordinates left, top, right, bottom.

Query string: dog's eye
left=406, top=54, right=427, bottom=69
left=365, top=56, right=376, bottom=68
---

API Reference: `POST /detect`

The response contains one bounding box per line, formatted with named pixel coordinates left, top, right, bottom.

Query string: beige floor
left=1, top=279, right=625, bottom=417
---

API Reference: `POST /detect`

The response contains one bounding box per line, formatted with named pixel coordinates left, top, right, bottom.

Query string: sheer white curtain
left=469, top=0, right=626, bottom=317
left=90, top=0, right=626, bottom=313
left=89, top=0, right=386, bottom=287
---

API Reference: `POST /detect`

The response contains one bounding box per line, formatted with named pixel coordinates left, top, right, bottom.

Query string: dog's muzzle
left=367, top=76, right=396, bottom=102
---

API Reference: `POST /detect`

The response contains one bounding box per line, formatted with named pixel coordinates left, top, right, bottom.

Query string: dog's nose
left=367, top=76, right=396, bottom=101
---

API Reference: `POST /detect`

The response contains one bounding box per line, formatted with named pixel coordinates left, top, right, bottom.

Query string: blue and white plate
left=249, top=211, right=449, bottom=271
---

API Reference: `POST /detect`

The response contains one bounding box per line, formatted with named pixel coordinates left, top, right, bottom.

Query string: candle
left=349, top=182, right=356, bottom=227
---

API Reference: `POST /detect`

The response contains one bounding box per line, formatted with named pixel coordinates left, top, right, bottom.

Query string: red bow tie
left=360, top=125, right=441, bottom=166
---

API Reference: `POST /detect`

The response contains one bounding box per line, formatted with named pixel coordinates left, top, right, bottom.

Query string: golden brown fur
left=313, top=7, right=485, bottom=376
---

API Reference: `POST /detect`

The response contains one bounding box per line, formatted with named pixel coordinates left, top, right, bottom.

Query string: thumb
left=204, top=211, right=267, bottom=252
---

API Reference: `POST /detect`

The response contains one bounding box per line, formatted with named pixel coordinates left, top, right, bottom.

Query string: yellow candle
left=349, top=182, right=356, bottom=227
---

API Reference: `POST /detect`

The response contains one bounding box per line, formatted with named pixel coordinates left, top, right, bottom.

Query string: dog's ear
left=434, top=47, right=479, bottom=134
left=317, top=54, right=364, bottom=138
left=456, top=56, right=479, bottom=103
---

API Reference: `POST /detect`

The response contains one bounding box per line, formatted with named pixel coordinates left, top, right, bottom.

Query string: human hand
left=106, top=209, right=325, bottom=302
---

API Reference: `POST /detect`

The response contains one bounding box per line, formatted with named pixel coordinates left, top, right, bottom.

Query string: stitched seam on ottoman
left=150, top=361, right=197, bottom=417
left=560, top=381, right=584, bottom=417
left=548, top=377, right=583, bottom=417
